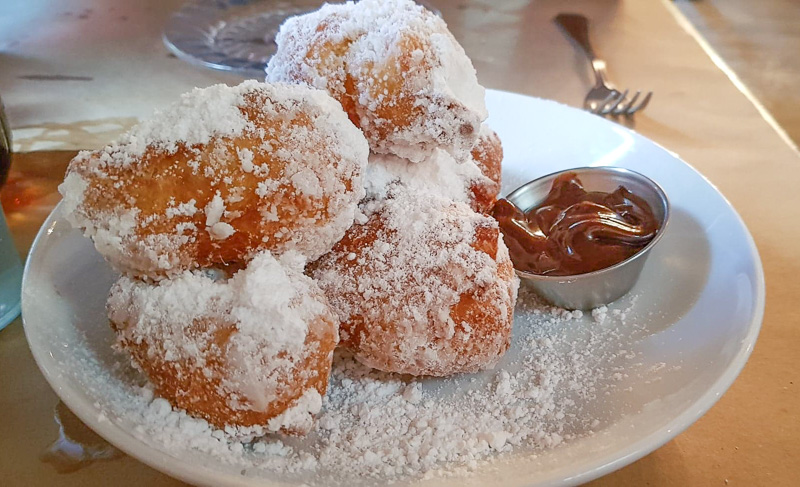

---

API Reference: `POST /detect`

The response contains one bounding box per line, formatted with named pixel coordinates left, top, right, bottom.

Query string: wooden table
left=1, top=0, right=798, bottom=485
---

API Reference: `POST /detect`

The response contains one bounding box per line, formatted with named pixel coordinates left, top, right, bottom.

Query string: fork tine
left=626, top=91, right=652, bottom=115
left=600, top=90, right=627, bottom=115
left=590, top=92, right=618, bottom=114
left=613, top=90, right=640, bottom=116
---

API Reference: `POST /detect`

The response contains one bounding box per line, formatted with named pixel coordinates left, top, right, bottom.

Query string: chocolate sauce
left=492, top=172, right=659, bottom=276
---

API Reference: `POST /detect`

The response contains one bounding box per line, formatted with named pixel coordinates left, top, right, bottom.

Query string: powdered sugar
left=427, top=31, right=486, bottom=117
left=266, top=389, right=323, bottom=434
left=109, top=251, right=315, bottom=361
left=311, top=190, right=517, bottom=376
left=91, top=82, right=256, bottom=167
left=60, top=81, right=369, bottom=278
left=364, top=149, right=488, bottom=206
left=67, top=283, right=656, bottom=484
left=107, top=251, right=338, bottom=432
left=266, top=0, right=487, bottom=163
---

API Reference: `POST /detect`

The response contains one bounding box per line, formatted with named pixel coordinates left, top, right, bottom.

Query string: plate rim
left=21, top=89, right=766, bottom=487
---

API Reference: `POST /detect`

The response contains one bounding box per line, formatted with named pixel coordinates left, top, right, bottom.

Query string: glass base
left=0, top=301, right=20, bottom=331
left=0, top=207, right=22, bottom=332
left=163, top=0, right=441, bottom=78
left=164, top=0, right=333, bottom=78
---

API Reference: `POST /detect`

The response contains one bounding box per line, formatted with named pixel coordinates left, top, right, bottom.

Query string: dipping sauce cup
left=501, top=167, right=670, bottom=310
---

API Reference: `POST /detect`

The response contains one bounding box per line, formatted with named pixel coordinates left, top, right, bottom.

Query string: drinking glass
left=0, top=95, right=23, bottom=331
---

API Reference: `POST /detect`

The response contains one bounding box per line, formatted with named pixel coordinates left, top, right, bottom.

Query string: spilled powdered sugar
left=71, top=287, right=657, bottom=485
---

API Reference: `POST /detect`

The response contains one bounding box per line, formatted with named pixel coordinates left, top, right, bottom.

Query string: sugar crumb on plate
left=67, top=285, right=658, bottom=484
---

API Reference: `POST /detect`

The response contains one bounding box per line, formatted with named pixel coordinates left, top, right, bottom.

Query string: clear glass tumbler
left=0, top=95, right=22, bottom=331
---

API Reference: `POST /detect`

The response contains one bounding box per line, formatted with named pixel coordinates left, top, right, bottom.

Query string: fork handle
left=554, top=14, right=595, bottom=58
left=554, top=13, right=609, bottom=87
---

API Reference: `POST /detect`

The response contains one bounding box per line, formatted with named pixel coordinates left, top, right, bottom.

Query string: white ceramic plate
left=22, top=90, right=764, bottom=486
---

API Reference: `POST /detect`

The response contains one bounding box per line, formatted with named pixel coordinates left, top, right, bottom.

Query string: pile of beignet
left=59, top=0, right=518, bottom=436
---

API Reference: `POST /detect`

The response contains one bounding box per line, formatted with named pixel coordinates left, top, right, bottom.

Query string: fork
left=554, top=13, right=652, bottom=117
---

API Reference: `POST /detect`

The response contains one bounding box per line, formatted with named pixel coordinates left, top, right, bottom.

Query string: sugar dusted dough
left=311, top=190, right=519, bottom=376
left=60, top=80, right=369, bottom=279
left=55, top=0, right=539, bottom=478
left=108, top=251, right=338, bottom=435
left=364, top=129, right=501, bottom=215
left=266, top=0, right=487, bottom=163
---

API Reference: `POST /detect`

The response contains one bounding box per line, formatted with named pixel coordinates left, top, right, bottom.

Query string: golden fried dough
left=311, top=190, right=519, bottom=376
left=107, top=252, right=338, bottom=434
left=60, top=81, right=368, bottom=279
left=267, top=0, right=487, bottom=163
left=469, top=125, right=504, bottom=213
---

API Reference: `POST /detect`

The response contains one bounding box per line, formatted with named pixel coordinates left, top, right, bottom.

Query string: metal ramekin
left=504, top=166, right=670, bottom=310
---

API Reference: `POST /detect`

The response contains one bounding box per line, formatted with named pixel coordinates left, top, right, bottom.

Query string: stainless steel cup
left=504, top=167, right=670, bottom=310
